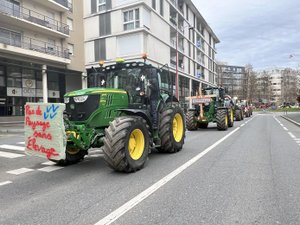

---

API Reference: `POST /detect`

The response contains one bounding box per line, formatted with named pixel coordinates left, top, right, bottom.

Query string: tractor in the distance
left=61, top=60, right=185, bottom=172
left=186, top=87, right=234, bottom=131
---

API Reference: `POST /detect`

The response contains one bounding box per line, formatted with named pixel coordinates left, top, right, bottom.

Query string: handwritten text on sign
left=25, top=103, right=66, bottom=160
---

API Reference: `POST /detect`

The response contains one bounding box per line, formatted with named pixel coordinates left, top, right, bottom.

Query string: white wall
left=85, top=41, right=95, bottom=64
left=84, top=16, right=99, bottom=40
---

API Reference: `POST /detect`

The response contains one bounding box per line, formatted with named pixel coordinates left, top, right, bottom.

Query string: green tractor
left=186, top=87, right=234, bottom=131
left=61, top=60, right=185, bottom=172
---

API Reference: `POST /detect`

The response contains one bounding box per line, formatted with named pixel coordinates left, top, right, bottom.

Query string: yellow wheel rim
left=173, top=113, right=184, bottom=142
left=128, top=129, right=145, bottom=160
left=230, top=109, right=234, bottom=122
left=225, top=114, right=228, bottom=126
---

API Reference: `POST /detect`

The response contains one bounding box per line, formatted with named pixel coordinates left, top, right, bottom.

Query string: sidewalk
left=0, top=122, right=24, bottom=133
left=281, top=112, right=300, bottom=127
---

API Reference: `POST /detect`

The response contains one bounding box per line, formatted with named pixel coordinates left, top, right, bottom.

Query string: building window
left=94, top=39, right=106, bottom=61
left=152, top=0, right=156, bottom=9
left=67, top=18, right=73, bottom=30
left=123, top=9, right=140, bottom=31
left=68, top=43, right=74, bottom=56
left=99, top=13, right=111, bottom=36
left=97, top=0, right=106, bottom=12
left=160, top=0, right=164, bottom=16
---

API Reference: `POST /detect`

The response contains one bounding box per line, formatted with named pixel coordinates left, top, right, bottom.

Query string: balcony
left=0, top=27, right=70, bottom=64
left=0, top=0, right=69, bottom=38
left=30, top=0, right=71, bottom=12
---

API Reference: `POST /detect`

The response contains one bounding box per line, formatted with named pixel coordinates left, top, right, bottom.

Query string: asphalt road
left=0, top=112, right=300, bottom=225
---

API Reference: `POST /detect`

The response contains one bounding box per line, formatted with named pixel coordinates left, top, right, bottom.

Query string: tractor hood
left=64, top=88, right=127, bottom=97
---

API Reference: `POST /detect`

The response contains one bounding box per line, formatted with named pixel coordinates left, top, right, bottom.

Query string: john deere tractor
left=186, top=87, right=234, bottom=131
left=61, top=60, right=185, bottom=172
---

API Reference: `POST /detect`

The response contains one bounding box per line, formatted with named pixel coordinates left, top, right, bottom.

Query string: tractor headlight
left=74, top=95, right=88, bottom=103
left=64, top=97, right=70, bottom=104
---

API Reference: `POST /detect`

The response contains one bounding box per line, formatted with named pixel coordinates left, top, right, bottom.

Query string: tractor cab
left=87, top=61, right=174, bottom=109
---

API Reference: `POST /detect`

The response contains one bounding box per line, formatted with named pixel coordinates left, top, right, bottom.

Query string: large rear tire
left=186, top=111, right=198, bottom=131
left=103, top=116, right=150, bottom=173
left=159, top=105, right=185, bottom=153
left=216, top=109, right=228, bottom=131
left=228, top=108, right=234, bottom=127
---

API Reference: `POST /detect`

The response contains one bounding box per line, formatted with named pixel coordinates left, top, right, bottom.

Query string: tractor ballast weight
left=186, top=87, right=234, bottom=131
left=60, top=61, right=185, bottom=172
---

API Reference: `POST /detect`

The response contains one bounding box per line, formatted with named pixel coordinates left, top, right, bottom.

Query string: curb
left=0, top=129, right=24, bottom=134
left=281, top=116, right=300, bottom=127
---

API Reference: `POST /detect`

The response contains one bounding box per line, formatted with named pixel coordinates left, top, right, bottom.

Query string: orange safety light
left=99, top=60, right=105, bottom=67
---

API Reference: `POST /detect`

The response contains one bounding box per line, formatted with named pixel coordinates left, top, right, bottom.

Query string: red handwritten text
left=27, top=137, right=59, bottom=159
left=33, top=131, right=52, bottom=140
left=25, top=105, right=42, bottom=116
left=26, top=116, right=50, bottom=131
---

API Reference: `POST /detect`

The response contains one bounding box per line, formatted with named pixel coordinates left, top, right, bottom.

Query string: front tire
left=103, top=116, right=150, bottom=172
left=159, top=105, right=185, bottom=153
left=186, top=111, right=198, bottom=131
left=216, top=109, right=228, bottom=131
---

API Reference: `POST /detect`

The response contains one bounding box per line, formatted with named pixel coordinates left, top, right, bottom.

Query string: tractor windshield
left=88, top=72, right=107, bottom=88
left=105, top=67, right=149, bottom=96
left=204, top=88, right=219, bottom=96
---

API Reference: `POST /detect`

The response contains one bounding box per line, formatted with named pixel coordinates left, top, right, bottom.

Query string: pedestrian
left=147, top=71, right=160, bottom=129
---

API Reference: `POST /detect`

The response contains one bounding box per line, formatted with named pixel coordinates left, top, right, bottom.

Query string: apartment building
left=0, top=0, right=84, bottom=117
left=84, top=0, right=219, bottom=108
left=217, top=64, right=248, bottom=99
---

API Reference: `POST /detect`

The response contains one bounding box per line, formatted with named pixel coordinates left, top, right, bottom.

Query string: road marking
left=0, top=151, right=24, bottom=158
left=240, top=124, right=245, bottom=127
left=94, top=127, right=241, bottom=225
left=17, top=142, right=25, bottom=145
left=294, top=139, right=300, bottom=141
left=283, top=127, right=288, bottom=131
left=288, top=132, right=296, bottom=139
left=38, top=166, right=63, bottom=172
left=41, top=161, right=56, bottom=166
left=7, top=168, right=34, bottom=175
left=0, top=181, right=12, bottom=186
left=0, top=144, right=25, bottom=152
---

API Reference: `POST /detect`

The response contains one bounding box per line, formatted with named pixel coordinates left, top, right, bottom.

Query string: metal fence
left=0, top=28, right=70, bottom=59
left=0, top=0, right=69, bottom=35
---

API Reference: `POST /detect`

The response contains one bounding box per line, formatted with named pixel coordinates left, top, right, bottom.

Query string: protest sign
left=24, top=103, right=66, bottom=161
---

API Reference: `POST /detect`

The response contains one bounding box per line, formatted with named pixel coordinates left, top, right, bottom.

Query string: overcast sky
left=194, top=0, right=300, bottom=70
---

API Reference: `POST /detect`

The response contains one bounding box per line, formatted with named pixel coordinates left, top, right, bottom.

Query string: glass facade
left=0, top=58, right=66, bottom=116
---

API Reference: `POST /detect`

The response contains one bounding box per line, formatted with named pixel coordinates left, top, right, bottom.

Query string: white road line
left=41, top=161, right=56, bottom=166
left=296, top=140, right=300, bottom=143
left=94, top=127, right=241, bottom=225
left=7, top=168, right=34, bottom=175
left=240, top=124, right=245, bottom=127
left=283, top=127, right=288, bottom=131
left=294, top=139, right=300, bottom=141
left=288, top=132, right=296, bottom=139
left=0, top=144, right=25, bottom=152
left=37, top=166, right=63, bottom=172
left=17, top=142, right=25, bottom=145
left=0, top=181, right=12, bottom=186
left=0, top=151, right=24, bottom=159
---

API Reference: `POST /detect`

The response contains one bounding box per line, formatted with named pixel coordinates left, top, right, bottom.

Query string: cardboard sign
left=24, top=103, right=66, bottom=161
left=192, top=97, right=212, bottom=105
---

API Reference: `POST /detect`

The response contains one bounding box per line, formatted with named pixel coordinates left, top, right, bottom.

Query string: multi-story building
left=83, top=0, right=219, bottom=108
left=0, top=0, right=84, bottom=117
left=217, top=64, right=248, bottom=99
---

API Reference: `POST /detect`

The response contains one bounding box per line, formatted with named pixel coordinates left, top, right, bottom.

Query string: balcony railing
left=54, top=0, right=73, bottom=11
left=0, top=0, right=69, bottom=35
left=0, top=28, right=69, bottom=59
